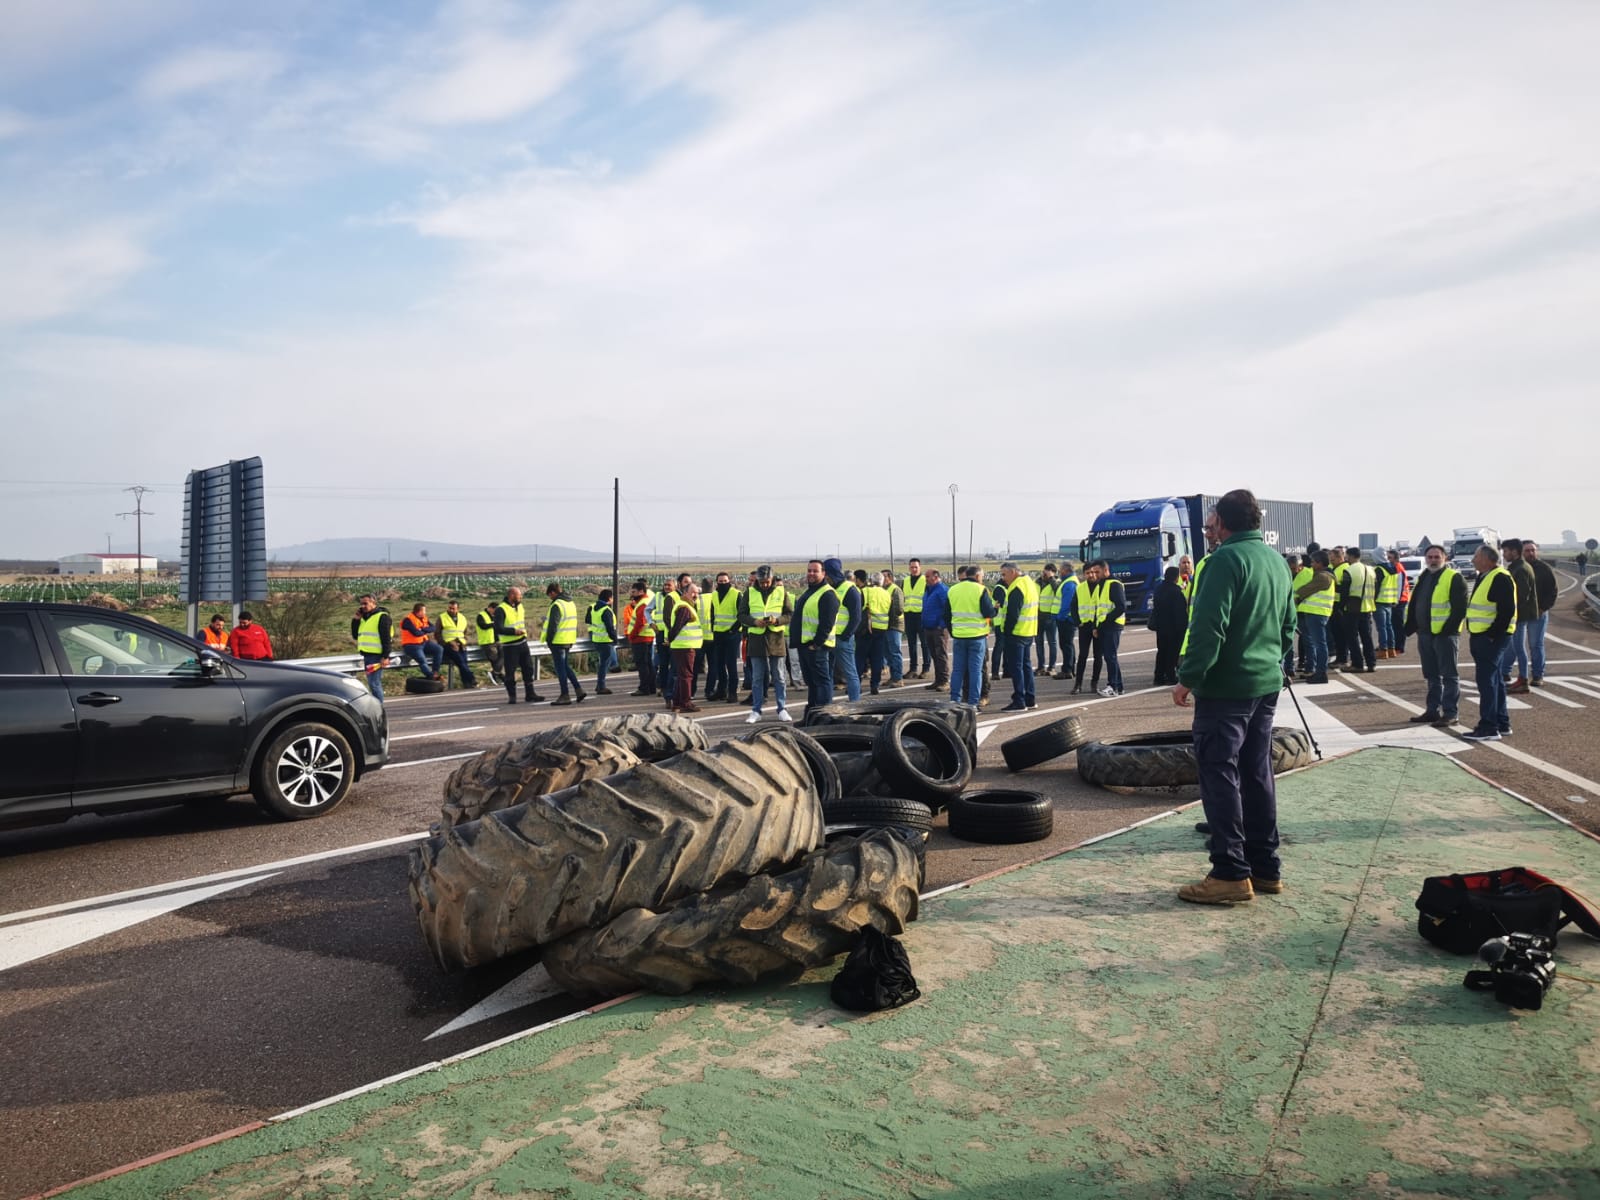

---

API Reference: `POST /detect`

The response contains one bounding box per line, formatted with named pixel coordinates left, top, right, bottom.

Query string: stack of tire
left=408, top=716, right=921, bottom=998
left=801, top=697, right=1056, bottom=846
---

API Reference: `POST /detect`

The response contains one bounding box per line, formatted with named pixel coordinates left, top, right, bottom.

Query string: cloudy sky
left=2, top=0, right=1597, bottom=562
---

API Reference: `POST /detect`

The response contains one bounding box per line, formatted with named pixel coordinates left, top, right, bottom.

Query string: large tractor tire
left=800, top=697, right=978, bottom=759
left=541, top=827, right=922, bottom=997
left=1076, top=728, right=1316, bottom=789
left=439, top=712, right=708, bottom=828
left=411, top=733, right=823, bottom=971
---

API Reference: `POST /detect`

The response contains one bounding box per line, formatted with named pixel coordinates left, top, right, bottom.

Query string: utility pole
left=887, top=517, right=894, bottom=570
left=948, top=484, right=958, bottom=575
left=612, top=478, right=620, bottom=615
left=105, top=532, right=112, bottom=554
left=116, top=486, right=152, bottom=600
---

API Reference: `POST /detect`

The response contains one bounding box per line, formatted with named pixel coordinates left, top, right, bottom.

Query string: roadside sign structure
left=179, top=457, right=267, bottom=635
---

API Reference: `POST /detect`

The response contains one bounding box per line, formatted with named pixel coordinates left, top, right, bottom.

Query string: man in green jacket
left=1173, top=489, right=1297, bottom=906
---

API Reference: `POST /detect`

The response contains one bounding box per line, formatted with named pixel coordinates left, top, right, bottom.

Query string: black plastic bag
left=830, top=926, right=920, bottom=1012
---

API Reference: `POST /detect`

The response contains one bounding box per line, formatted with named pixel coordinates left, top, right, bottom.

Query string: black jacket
left=1403, top=569, right=1467, bottom=637
left=791, top=584, right=841, bottom=649
left=1150, top=581, right=1189, bottom=638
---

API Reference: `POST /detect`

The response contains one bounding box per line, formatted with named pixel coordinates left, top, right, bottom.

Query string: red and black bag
left=1415, top=867, right=1600, bottom=954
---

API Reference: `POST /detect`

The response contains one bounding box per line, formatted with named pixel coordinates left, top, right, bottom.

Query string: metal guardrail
left=1584, top=573, right=1600, bottom=617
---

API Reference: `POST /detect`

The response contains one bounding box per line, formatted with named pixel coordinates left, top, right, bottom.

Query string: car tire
left=801, top=697, right=978, bottom=760
left=405, top=677, right=446, bottom=694
left=1000, top=715, right=1091, bottom=772
left=821, top=794, right=934, bottom=833
left=410, top=733, right=824, bottom=970
left=947, top=788, right=1053, bottom=844
left=871, top=709, right=972, bottom=806
left=252, top=722, right=355, bottom=821
left=540, top=827, right=921, bottom=997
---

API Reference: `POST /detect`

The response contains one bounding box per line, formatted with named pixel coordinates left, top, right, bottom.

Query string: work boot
left=1408, top=710, right=1441, bottom=724
left=1307, top=674, right=1328, bottom=684
left=526, top=692, right=546, bottom=704
left=1177, top=875, right=1254, bottom=905
left=1531, top=677, right=1544, bottom=687
left=551, top=694, right=573, bottom=706
left=574, top=688, right=587, bottom=704
left=1433, top=712, right=1457, bottom=726
left=596, top=687, right=613, bottom=695
left=1508, top=678, right=1530, bottom=695
left=1250, top=876, right=1285, bottom=895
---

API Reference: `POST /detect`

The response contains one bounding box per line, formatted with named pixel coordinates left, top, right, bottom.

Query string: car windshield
left=1082, top=532, right=1163, bottom=564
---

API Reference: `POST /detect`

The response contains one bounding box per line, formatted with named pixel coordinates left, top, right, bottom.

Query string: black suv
left=0, top=603, right=387, bottom=828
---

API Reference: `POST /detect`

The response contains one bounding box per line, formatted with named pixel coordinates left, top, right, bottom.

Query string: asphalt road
left=4, top=575, right=1598, bottom=1199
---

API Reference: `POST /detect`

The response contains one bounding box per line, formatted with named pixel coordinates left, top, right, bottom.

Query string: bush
left=254, top=572, right=352, bottom=661
left=84, top=592, right=128, bottom=611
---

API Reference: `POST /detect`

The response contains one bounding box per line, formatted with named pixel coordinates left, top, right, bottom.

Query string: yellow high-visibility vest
left=669, top=596, right=704, bottom=649
left=475, top=607, right=497, bottom=646
left=902, top=574, right=926, bottom=613
left=711, top=587, right=741, bottom=634
left=587, top=604, right=614, bottom=643
left=1008, top=575, right=1039, bottom=638
left=496, top=602, right=528, bottom=644
left=1465, top=567, right=1516, bottom=635
left=832, top=581, right=858, bottom=640
left=548, top=597, right=578, bottom=646
left=1428, top=568, right=1459, bottom=635
left=438, top=611, right=469, bottom=642
left=799, top=586, right=836, bottom=648
left=864, top=584, right=892, bottom=631
left=357, top=611, right=385, bottom=654
left=1039, top=579, right=1061, bottom=616
left=948, top=580, right=989, bottom=639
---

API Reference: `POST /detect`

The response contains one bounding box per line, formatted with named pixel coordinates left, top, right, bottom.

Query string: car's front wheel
left=252, top=722, right=354, bottom=820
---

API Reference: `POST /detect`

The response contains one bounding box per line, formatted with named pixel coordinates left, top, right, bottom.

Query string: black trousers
left=1342, top=608, right=1375, bottom=671
left=502, top=642, right=537, bottom=700
left=1074, top=625, right=1100, bottom=689
left=1153, top=630, right=1182, bottom=684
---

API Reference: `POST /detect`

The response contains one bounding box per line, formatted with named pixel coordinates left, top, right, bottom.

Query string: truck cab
left=1449, top=526, right=1499, bottom=582
left=1077, top=497, right=1192, bottom=618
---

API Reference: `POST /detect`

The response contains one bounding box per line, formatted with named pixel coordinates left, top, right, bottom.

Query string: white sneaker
left=745, top=711, right=763, bottom=724
left=777, top=708, right=794, bottom=723
left=1099, top=686, right=1117, bottom=698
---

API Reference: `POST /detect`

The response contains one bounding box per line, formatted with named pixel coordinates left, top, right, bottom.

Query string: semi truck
left=1448, top=526, right=1499, bottom=582
left=1074, top=494, right=1315, bottom=618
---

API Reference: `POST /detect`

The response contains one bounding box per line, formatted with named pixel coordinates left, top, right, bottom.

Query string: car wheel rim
left=276, top=735, right=345, bottom=809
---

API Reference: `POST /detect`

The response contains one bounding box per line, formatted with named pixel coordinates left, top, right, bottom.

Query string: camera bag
left=1415, top=866, right=1600, bottom=954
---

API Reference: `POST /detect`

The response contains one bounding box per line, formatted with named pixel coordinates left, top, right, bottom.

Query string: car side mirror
left=1165, top=532, right=1177, bottom=557
left=83, top=654, right=104, bottom=674
left=199, top=651, right=224, bottom=676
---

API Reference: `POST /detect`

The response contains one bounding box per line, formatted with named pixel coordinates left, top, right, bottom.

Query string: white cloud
left=138, top=46, right=285, bottom=100
left=0, top=220, right=150, bottom=325
left=0, top=108, right=33, bottom=140
left=397, top=30, right=579, bottom=126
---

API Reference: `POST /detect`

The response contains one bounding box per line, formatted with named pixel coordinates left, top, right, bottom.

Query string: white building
left=59, top=553, right=160, bottom=576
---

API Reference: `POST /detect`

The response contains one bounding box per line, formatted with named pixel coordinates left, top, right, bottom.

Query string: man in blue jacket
left=919, top=568, right=951, bottom=689
left=1173, top=490, right=1297, bottom=906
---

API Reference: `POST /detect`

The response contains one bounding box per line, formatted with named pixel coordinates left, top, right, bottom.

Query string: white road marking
left=1288, top=679, right=1464, bottom=756
left=1547, top=676, right=1600, bottom=701
left=409, top=708, right=499, bottom=720
left=427, top=964, right=565, bottom=1040
left=1457, top=690, right=1532, bottom=710
left=1526, top=686, right=1583, bottom=709
left=1545, top=633, right=1600, bottom=657
left=972, top=686, right=1167, bottom=745
left=390, top=726, right=486, bottom=742
left=0, top=875, right=278, bottom=971
left=0, top=834, right=428, bottom=927
left=380, top=751, right=480, bottom=770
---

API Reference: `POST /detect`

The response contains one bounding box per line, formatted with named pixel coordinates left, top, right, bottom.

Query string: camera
left=1463, top=931, right=1556, bottom=1010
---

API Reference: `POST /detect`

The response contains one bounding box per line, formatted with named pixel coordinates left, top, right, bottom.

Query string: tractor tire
left=743, top=725, right=841, bottom=807
left=871, top=709, right=972, bottom=805
left=439, top=713, right=709, bottom=828
left=821, top=794, right=934, bottom=833
left=1076, top=728, right=1316, bottom=789
left=540, top=827, right=922, bottom=997
left=405, top=677, right=446, bottom=694
left=947, top=789, right=1054, bottom=844
left=410, top=733, right=823, bottom=971
left=801, top=697, right=978, bottom=759
left=1000, top=715, right=1091, bottom=772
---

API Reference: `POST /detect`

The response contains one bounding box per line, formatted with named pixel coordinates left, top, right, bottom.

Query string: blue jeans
left=1524, top=612, right=1549, bottom=679
left=1498, top=624, right=1528, bottom=680
left=1374, top=604, right=1394, bottom=651
left=750, top=654, right=787, bottom=714
left=800, top=645, right=833, bottom=707
left=950, top=636, right=985, bottom=705
left=1099, top=623, right=1124, bottom=692
left=867, top=630, right=888, bottom=690
left=834, top=634, right=861, bottom=701
left=887, top=630, right=902, bottom=681
left=550, top=645, right=581, bottom=696
left=594, top=641, right=613, bottom=690
left=1004, top=633, right=1035, bottom=706
left=441, top=645, right=476, bottom=687
left=656, top=641, right=674, bottom=699
left=1193, top=693, right=1282, bottom=882
left=361, top=654, right=385, bottom=700
left=1036, top=616, right=1058, bottom=671
left=401, top=641, right=443, bottom=678
left=1302, top=614, right=1328, bottom=679
left=1470, top=632, right=1511, bottom=732
left=1415, top=629, right=1459, bottom=717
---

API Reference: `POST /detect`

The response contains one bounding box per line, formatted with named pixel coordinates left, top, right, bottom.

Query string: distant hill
left=266, top=538, right=641, bottom=564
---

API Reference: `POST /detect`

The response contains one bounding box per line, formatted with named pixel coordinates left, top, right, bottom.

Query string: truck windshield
left=1083, top=532, right=1163, bottom=563
left=1453, top=539, right=1484, bottom=558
